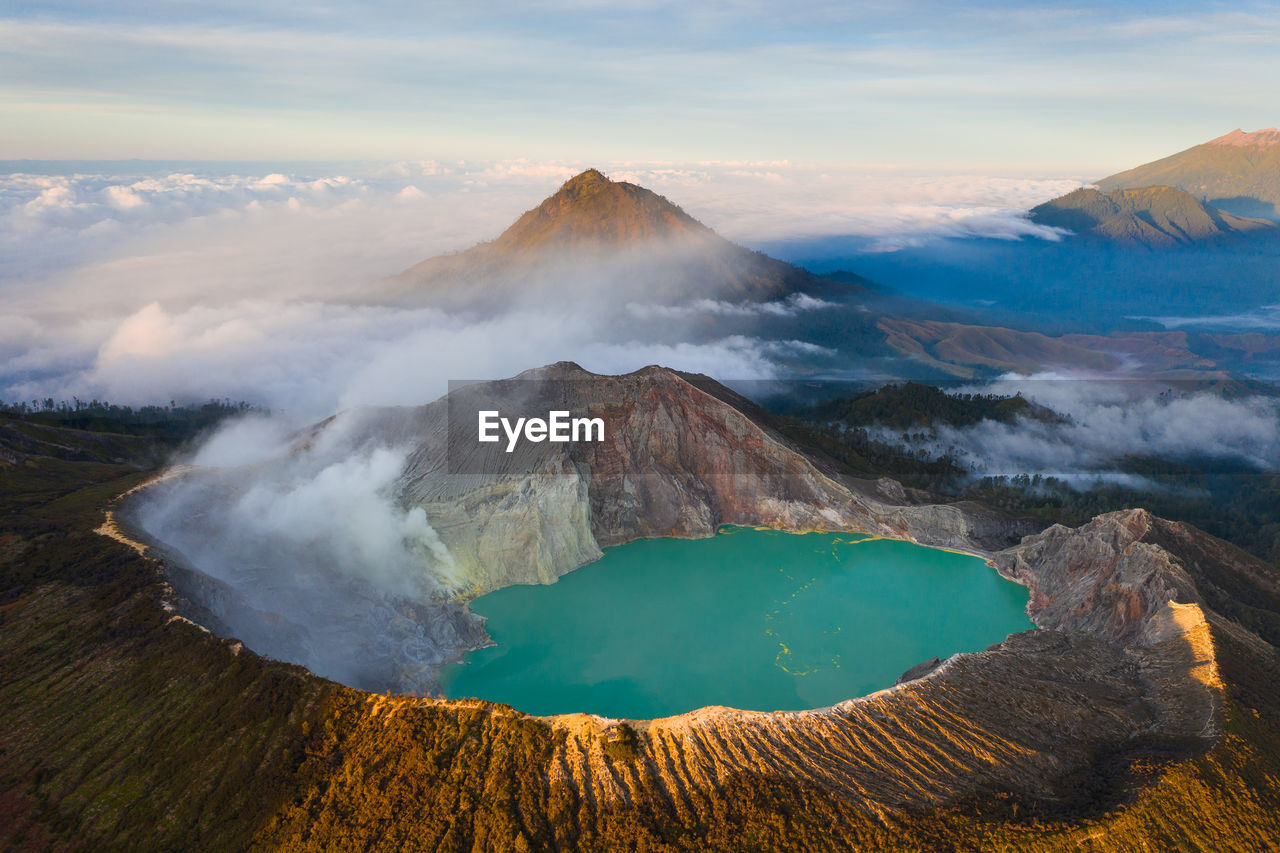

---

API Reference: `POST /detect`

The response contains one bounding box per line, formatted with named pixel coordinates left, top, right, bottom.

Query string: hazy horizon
left=4, top=2, right=1279, bottom=411
left=5, top=2, right=1280, bottom=165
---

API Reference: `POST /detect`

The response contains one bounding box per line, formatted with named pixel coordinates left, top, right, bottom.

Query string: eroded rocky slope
left=388, top=361, right=1034, bottom=594
left=1097, top=127, right=1280, bottom=220
left=133, top=365, right=1256, bottom=796
left=544, top=508, right=1233, bottom=820
left=133, top=362, right=1035, bottom=693
left=8, top=384, right=1280, bottom=850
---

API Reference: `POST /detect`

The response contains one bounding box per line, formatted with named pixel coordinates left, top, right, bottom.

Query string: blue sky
left=3, top=1, right=1280, bottom=167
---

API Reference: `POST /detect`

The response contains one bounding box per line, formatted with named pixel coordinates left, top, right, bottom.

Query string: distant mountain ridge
left=359, top=167, right=1259, bottom=381
left=368, top=168, right=863, bottom=309
left=1208, top=127, right=1280, bottom=149
left=1030, top=185, right=1276, bottom=248
left=1097, top=127, right=1280, bottom=220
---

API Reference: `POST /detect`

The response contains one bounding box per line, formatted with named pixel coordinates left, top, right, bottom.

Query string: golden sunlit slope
left=1097, top=128, right=1280, bottom=220
left=488, top=168, right=715, bottom=250
left=366, top=169, right=860, bottom=308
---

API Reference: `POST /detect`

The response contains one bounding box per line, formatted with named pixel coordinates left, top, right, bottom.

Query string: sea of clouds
left=0, top=160, right=1081, bottom=414
left=7, top=160, right=1277, bottom=489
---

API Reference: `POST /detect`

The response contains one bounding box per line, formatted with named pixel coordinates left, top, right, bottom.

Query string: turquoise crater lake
left=440, top=527, right=1032, bottom=719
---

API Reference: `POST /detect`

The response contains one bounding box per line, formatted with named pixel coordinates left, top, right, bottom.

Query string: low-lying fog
left=865, top=377, right=1280, bottom=488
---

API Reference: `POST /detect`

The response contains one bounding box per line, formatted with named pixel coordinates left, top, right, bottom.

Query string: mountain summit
left=1208, top=127, right=1280, bottom=148
left=1097, top=127, right=1280, bottom=220
left=367, top=169, right=858, bottom=309
left=485, top=168, right=716, bottom=252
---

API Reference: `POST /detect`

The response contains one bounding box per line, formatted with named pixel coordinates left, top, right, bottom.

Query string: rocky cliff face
left=540, top=508, right=1240, bottom=818
left=110, top=363, right=1280, bottom=844
left=129, top=362, right=1039, bottom=693
left=379, top=362, right=1033, bottom=597
left=996, top=509, right=1203, bottom=644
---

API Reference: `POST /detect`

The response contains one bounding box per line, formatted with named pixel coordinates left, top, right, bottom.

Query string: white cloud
left=3, top=5, right=1279, bottom=167
left=3, top=291, right=807, bottom=414
left=0, top=163, right=1081, bottom=295
left=873, top=378, right=1280, bottom=482
left=0, top=161, right=1090, bottom=412
left=600, top=166, right=1082, bottom=244
left=1135, top=305, right=1280, bottom=332
left=627, top=292, right=834, bottom=321
left=133, top=410, right=472, bottom=691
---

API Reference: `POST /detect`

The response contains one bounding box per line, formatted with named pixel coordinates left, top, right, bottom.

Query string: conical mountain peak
left=491, top=168, right=712, bottom=252
left=559, top=168, right=612, bottom=194
left=371, top=169, right=853, bottom=308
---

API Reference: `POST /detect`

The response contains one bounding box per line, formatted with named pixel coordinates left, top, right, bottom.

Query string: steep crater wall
left=116, top=363, right=1266, bottom=820
left=546, top=508, right=1233, bottom=816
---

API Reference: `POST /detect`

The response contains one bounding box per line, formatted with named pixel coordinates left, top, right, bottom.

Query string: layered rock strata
left=386, top=361, right=1034, bottom=595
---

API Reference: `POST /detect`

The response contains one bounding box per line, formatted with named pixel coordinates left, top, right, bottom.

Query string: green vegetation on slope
left=811, top=381, right=1061, bottom=430
left=770, top=383, right=1280, bottom=568
left=759, top=381, right=1061, bottom=488
left=0, top=399, right=252, bottom=466
left=1029, top=186, right=1276, bottom=247
left=963, top=466, right=1280, bottom=569
left=1, top=397, right=251, bottom=433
